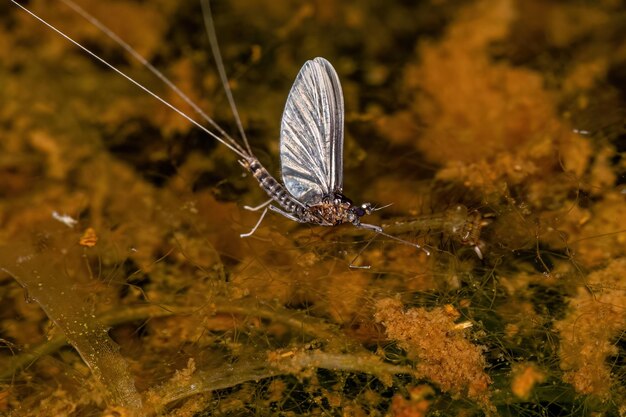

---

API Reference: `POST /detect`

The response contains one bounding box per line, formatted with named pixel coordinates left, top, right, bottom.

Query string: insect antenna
left=348, top=228, right=431, bottom=269
left=58, top=0, right=248, bottom=158
left=372, top=203, right=393, bottom=212
left=376, top=230, right=431, bottom=256
left=348, top=237, right=377, bottom=269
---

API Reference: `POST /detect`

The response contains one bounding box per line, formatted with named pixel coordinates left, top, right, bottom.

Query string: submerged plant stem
left=0, top=299, right=349, bottom=381
left=144, top=350, right=416, bottom=415
left=0, top=231, right=144, bottom=410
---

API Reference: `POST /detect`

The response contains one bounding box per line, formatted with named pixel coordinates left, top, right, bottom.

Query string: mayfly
left=10, top=0, right=428, bottom=261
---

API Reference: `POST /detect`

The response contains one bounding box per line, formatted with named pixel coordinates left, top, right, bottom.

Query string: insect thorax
left=241, top=158, right=371, bottom=227
left=305, top=193, right=371, bottom=227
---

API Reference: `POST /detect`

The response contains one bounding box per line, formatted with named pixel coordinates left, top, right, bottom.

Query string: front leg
left=356, top=222, right=430, bottom=255
left=357, top=222, right=383, bottom=233
left=243, top=198, right=272, bottom=212
left=240, top=207, right=269, bottom=238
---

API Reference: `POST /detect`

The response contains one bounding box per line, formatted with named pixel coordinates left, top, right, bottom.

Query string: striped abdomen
left=245, top=159, right=302, bottom=214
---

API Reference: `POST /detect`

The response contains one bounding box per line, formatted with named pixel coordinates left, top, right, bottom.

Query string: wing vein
left=279, top=58, right=344, bottom=204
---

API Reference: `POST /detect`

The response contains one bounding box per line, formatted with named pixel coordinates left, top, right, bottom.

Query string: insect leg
left=268, top=205, right=305, bottom=223
left=348, top=235, right=379, bottom=269
left=240, top=207, right=269, bottom=238
left=357, top=223, right=431, bottom=256
left=243, top=199, right=273, bottom=212
left=358, top=222, right=383, bottom=233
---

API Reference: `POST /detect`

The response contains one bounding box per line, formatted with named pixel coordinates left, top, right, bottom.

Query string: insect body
left=12, top=0, right=423, bottom=258
left=243, top=158, right=371, bottom=227
left=239, top=58, right=378, bottom=236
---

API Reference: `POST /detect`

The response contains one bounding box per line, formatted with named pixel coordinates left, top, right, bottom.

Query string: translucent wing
left=280, top=57, right=344, bottom=205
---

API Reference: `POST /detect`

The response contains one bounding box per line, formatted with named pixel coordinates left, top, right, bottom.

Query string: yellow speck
left=79, top=227, right=98, bottom=247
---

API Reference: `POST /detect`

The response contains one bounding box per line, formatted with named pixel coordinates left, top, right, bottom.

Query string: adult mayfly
left=10, top=0, right=427, bottom=261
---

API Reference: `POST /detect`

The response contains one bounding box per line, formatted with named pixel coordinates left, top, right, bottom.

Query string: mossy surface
left=0, top=0, right=625, bottom=416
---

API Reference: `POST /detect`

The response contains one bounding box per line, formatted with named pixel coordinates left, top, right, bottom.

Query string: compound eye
left=355, top=207, right=366, bottom=217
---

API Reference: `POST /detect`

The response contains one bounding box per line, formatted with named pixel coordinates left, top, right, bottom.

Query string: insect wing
left=280, top=57, right=344, bottom=204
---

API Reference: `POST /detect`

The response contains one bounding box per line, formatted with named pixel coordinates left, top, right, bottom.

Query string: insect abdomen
left=246, top=159, right=301, bottom=213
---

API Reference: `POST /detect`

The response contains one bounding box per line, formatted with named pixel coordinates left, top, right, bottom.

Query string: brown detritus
left=511, top=363, right=546, bottom=400
left=3, top=0, right=626, bottom=414
left=266, top=379, right=287, bottom=403
left=142, top=349, right=416, bottom=414
left=266, top=349, right=415, bottom=388
left=374, top=298, right=493, bottom=409
left=318, top=271, right=371, bottom=325
left=0, top=223, right=143, bottom=411
left=79, top=226, right=98, bottom=247
left=555, top=258, right=626, bottom=397
left=383, top=0, right=561, bottom=171
left=0, top=388, right=9, bottom=413
left=389, top=385, right=433, bottom=417
left=570, top=192, right=626, bottom=267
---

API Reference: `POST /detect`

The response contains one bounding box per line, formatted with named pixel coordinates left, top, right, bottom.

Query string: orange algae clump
left=374, top=298, right=492, bottom=407
left=378, top=0, right=587, bottom=197
left=555, top=258, right=626, bottom=397
left=390, top=385, right=433, bottom=417
left=79, top=227, right=98, bottom=247
left=511, top=363, right=545, bottom=400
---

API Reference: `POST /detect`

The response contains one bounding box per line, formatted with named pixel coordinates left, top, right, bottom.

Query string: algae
left=1, top=0, right=625, bottom=415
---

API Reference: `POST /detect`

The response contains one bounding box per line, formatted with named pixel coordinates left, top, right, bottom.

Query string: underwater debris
left=511, top=362, right=546, bottom=400
left=0, top=223, right=142, bottom=410
left=374, top=297, right=493, bottom=409
left=389, top=385, right=434, bottom=417
left=79, top=227, right=98, bottom=247
left=555, top=258, right=626, bottom=398
left=2, top=0, right=626, bottom=414
left=384, top=204, right=489, bottom=259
